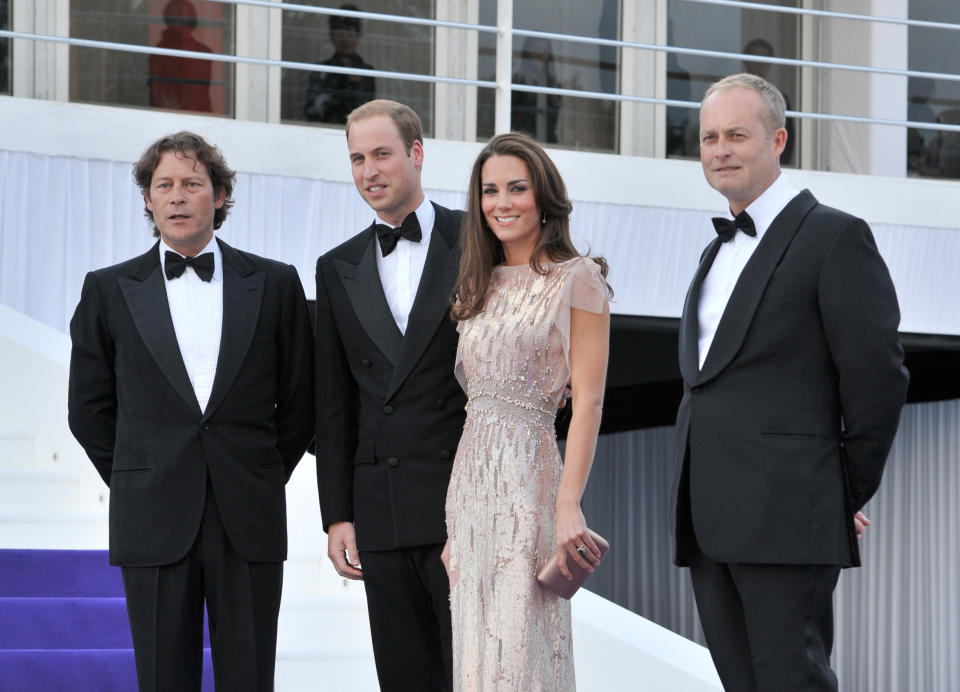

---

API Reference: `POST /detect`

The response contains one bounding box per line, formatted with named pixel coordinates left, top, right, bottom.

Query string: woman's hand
left=440, top=540, right=450, bottom=575
left=554, top=501, right=602, bottom=580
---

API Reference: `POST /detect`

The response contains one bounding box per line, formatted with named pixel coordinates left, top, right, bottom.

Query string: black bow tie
left=164, top=251, right=215, bottom=282
left=375, top=212, right=422, bottom=257
left=711, top=211, right=757, bottom=243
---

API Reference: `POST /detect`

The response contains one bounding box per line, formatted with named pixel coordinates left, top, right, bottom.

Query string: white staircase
left=0, top=303, right=380, bottom=689
left=0, top=303, right=720, bottom=690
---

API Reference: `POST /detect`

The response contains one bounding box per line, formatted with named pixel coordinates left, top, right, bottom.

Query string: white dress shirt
left=374, top=196, right=435, bottom=334
left=160, top=237, right=223, bottom=412
left=697, top=174, right=800, bottom=369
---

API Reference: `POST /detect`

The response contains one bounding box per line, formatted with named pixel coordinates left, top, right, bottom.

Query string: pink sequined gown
left=445, top=257, right=608, bottom=692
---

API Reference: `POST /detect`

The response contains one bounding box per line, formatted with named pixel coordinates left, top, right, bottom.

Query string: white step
left=282, top=554, right=327, bottom=598
left=283, top=552, right=368, bottom=599
left=0, top=509, right=109, bottom=549
left=0, top=467, right=84, bottom=510
left=277, top=595, right=373, bottom=651
left=275, top=646, right=379, bottom=691
left=0, top=429, right=33, bottom=466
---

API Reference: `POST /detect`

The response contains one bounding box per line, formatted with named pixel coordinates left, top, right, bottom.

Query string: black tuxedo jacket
left=315, top=203, right=466, bottom=552
left=68, top=239, right=314, bottom=567
left=673, top=190, right=908, bottom=568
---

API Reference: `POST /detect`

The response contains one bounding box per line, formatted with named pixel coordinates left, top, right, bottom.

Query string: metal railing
left=3, top=0, right=960, bottom=139
left=682, top=0, right=960, bottom=31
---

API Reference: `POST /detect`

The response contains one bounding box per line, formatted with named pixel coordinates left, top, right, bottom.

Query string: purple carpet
left=0, top=549, right=214, bottom=691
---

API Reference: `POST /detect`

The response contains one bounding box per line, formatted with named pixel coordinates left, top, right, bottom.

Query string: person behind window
left=935, top=107, right=960, bottom=179
left=666, top=59, right=693, bottom=156
left=742, top=37, right=795, bottom=166
left=0, top=40, right=8, bottom=95
left=512, top=37, right=562, bottom=144
left=664, top=18, right=695, bottom=157
left=0, top=0, right=9, bottom=95
left=304, top=4, right=376, bottom=125
left=149, top=0, right=214, bottom=113
left=907, top=78, right=941, bottom=177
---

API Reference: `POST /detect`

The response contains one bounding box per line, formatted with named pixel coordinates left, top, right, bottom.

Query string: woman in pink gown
left=442, top=133, right=611, bottom=691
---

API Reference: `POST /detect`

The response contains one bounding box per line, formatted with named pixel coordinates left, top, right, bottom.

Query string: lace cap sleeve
left=562, top=256, right=608, bottom=315
left=549, top=257, right=609, bottom=398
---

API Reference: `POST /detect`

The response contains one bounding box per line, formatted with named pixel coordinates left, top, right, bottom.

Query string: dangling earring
left=541, top=212, right=547, bottom=226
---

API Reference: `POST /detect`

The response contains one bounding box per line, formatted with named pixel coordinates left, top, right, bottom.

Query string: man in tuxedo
left=673, top=74, right=908, bottom=691
left=315, top=99, right=465, bottom=691
left=68, top=132, right=314, bottom=691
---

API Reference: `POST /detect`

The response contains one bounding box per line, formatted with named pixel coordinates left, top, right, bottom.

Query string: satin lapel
left=118, top=247, right=201, bottom=417
left=335, top=227, right=403, bottom=365
left=678, top=238, right=723, bottom=386
left=698, top=190, right=818, bottom=384
left=386, top=220, right=457, bottom=402
left=204, top=240, right=264, bottom=420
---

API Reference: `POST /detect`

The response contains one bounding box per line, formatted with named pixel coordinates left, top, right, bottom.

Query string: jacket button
left=439, top=449, right=451, bottom=460
left=692, top=385, right=704, bottom=394
left=436, top=398, right=445, bottom=408
left=361, top=359, right=371, bottom=368
left=201, top=423, right=210, bottom=430
left=383, top=404, right=394, bottom=415
left=387, top=456, right=399, bottom=467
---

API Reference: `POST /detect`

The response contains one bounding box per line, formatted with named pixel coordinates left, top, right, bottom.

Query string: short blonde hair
left=703, top=73, right=786, bottom=135
left=345, top=99, right=423, bottom=154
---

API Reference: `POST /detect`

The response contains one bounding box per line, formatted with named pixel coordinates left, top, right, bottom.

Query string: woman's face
left=479, top=154, right=541, bottom=265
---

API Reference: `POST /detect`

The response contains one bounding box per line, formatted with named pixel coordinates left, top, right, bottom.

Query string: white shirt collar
left=159, top=235, right=222, bottom=282
left=737, top=173, right=800, bottom=240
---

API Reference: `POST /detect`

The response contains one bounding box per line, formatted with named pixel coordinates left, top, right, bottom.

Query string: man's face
left=743, top=44, right=773, bottom=79
left=331, top=27, right=359, bottom=55
left=347, top=114, right=424, bottom=226
left=699, top=86, right=786, bottom=215
left=145, top=151, right=225, bottom=257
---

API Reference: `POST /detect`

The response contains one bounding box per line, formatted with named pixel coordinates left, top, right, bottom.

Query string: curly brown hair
left=133, top=131, right=236, bottom=235
left=451, top=132, right=609, bottom=322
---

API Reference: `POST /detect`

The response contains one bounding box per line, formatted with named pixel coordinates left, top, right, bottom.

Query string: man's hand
left=854, top=511, right=871, bottom=540
left=327, top=521, right=363, bottom=580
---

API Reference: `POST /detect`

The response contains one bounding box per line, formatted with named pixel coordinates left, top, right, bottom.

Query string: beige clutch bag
left=536, top=530, right=609, bottom=599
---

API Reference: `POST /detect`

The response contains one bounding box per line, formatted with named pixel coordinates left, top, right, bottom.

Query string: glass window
left=280, top=1, right=434, bottom=136
left=70, top=0, right=234, bottom=116
left=477, top=0, right=620, bottom=153
left=666, top=0, right=800, bottom=166
left=0, top=0, right=10, bottom=95
left=908, top=2, right=960, bottom=179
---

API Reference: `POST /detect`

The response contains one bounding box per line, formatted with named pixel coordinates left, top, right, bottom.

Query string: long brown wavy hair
left=451, top=132, right=609, bottom=321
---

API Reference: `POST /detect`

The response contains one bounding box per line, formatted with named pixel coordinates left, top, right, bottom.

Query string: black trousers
left=688, top=543, right=840, bottom=692
left=359, top=544, right=452, bottom=692
left=679, top=465, right=840, bottom=692
left=121, top=484, right=283, bottom=692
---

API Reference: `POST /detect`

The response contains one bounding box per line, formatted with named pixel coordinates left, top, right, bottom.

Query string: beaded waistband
left=466, top=390, right=556, bottom=426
